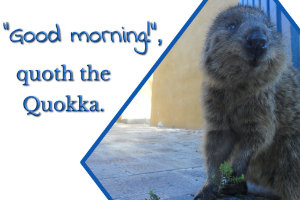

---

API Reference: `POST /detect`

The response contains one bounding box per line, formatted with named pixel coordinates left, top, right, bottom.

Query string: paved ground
left=86, top=123, right=206, bottom=200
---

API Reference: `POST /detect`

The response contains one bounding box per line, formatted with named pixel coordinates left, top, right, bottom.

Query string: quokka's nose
left=246, top=30, right=268, bottom=58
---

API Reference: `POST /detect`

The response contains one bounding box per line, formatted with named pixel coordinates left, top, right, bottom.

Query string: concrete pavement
left=86, top=123, right=205, bottom=200
left=86, top=123, right=276, bottom=200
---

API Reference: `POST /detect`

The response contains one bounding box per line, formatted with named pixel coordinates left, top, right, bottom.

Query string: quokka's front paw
left=219, top=181, right=247, bottom=196
left=194, top=184, right=217, bottom=200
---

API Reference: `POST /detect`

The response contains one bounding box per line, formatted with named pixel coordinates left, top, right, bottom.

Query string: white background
left=0, top=0, right=298, bottom=200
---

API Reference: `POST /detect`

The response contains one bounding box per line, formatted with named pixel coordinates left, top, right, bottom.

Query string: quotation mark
left=147, top=21, right=162, bottom=47
left=3, top=22, right=9, bottom=30
left=150, top=22, right=157, bottom=31
left=147, top=21, right=157, bottom=36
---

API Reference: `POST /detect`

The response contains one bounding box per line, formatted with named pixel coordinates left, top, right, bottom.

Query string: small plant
left=145, top=190, right=161, bottom=200
left=219, top=162, right=245, bottom=185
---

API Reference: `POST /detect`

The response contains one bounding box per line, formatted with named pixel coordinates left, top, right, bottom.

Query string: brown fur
left=194, top=6, right=300, bottom=200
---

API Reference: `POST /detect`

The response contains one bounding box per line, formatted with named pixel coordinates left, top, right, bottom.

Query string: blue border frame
left=81, top=0, right=300, bottom=199
left=81, top=0, right=209, bottom=199
left=273, top=0, right=300, bottom=33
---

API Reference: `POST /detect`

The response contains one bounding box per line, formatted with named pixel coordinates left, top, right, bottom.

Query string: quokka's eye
left=227, top=23, right=237, bottom=30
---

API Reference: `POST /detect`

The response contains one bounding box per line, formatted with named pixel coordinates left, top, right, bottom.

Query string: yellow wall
left=150, top=0, right=240, bottom=129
